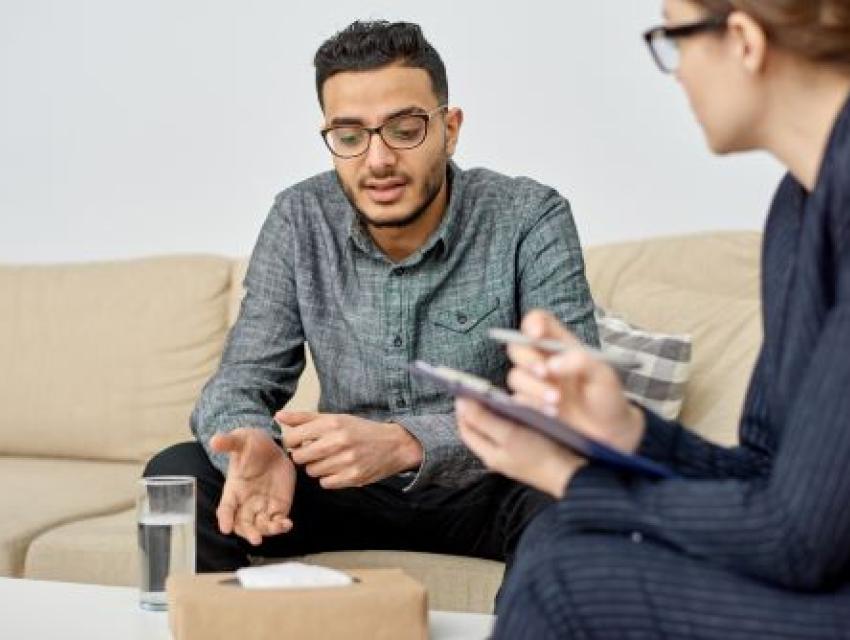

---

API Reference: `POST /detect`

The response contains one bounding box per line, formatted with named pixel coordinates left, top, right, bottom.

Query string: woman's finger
left=458, top=421, right=501, bottom=469
left=521, top=309, right=578, bottom=343
left=547, top=348, right=597, bottom=379
left=507, top=366, right=560, bottom=404
left=506, top=343, right=548, bottom=376
left=457, top=398, right=520, bottom=446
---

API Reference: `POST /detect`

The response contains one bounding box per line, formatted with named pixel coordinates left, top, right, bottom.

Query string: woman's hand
left=507, top=310, right=645, bottom=455
left=456, top=309, right=646, bottom=497
left=456, top=397, right=586, bottom=498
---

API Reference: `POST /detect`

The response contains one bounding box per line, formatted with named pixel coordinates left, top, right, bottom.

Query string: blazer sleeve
left=634, top=349, right=772, bottom=480
left=558, top=294, right=850, bottom=591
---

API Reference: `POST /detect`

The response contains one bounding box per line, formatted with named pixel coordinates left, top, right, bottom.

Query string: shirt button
left=456, top=312, right=468, bottom=325
left=395, top=267, right=405, bottom=276
left=630, top=531, right=643, bottom=544
left=393, top=335, right=403, bottom=348
left=397, top=397, right=407, bottom=409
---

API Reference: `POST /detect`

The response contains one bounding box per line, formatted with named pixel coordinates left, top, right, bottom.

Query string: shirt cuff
left=393, top=413, right=485, bottom=491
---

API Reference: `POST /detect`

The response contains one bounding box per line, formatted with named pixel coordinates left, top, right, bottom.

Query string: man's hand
left=209, top=428, right=296, bottom=546
left=274, top=411, right=423, bottom=489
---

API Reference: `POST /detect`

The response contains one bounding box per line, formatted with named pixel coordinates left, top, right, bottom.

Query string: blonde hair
left=693, top=0, right=850, bottom=64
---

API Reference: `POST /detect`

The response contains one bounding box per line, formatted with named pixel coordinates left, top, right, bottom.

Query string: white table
left=0, top=577, right=495, bottom=640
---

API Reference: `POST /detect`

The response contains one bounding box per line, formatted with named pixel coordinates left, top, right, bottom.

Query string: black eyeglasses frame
left=643, top=14, right=730, bottom=73
left=320, top=105, right=448, bottom=159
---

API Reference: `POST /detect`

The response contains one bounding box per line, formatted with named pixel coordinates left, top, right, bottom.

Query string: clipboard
left=410, top=360, right=676, bottom=480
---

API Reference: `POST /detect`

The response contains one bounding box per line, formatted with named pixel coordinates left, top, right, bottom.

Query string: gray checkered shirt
left=191, top=163, right=598, bottom=490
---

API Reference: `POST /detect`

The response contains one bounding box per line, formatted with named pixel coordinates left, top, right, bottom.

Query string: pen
left=487, top=328, right=642, bottom=371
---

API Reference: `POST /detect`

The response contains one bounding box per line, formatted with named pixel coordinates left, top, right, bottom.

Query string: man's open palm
left=210, top=428, right=296, bottom=546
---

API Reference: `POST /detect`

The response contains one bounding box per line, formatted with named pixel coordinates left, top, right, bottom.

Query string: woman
left=457, top=0, right=850, bottom=637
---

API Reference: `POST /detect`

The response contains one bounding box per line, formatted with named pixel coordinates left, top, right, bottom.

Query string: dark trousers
left=144, top=442, right=551, bottom=575
left=492, top=503, right=850, bottom=639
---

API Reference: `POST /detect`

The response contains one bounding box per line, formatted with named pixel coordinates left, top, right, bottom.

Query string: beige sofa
left=0, top=230, right=762, bottom=613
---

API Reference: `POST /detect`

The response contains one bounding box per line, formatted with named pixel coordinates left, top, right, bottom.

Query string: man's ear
left=727, top=10, right=769, bottom=75
left=444, top=107, right=464, bottom=157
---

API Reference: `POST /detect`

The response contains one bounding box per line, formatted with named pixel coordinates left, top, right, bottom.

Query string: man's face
left=321, top=64, right=462, bottom=228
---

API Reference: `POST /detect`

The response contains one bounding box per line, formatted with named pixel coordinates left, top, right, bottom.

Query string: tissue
left=236, top=562, right=354, bottom=590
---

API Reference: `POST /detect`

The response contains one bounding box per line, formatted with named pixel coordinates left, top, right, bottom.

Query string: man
left=144, top=20, right=598, bottom=574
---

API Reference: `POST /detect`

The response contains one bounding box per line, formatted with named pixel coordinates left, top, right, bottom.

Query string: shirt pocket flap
left=432, top=296, right=502, bottom=334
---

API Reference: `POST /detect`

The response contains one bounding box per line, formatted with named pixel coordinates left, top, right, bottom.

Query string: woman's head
left=660, top=0, right=850, bottom=154
left=690, top=0, right=850, bottom=64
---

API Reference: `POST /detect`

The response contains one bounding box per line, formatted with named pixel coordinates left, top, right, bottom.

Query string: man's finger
left=319, top=472, right=358, bottom=490
left=271, top=513, right=294, bottom=531
left=290, top=435, right=344, bottom=465
left=284, top=416, right=337, bottom=449
left=275, top=410, right=318, bottom=426
left=216, top=491, right=238, bottom=535
left=210, top=431, right=245, bottom=455
left=234, top=521, right=262, bottom=546
left=236, top=504, right=264, bottom=546
left=304, top=451, right=350, bottom=479
left=254, top=510, right=280, bottom=537
left=261, top=513, right=292, bottom=536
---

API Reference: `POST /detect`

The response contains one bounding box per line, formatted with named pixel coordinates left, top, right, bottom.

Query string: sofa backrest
left=585, top=231, right=762, bottom=445
left=0, top=231, right=759, bottom=463
left=0, top=256, right=232, bottom=462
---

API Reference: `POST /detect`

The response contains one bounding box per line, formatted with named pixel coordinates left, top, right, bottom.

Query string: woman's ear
left=727, top=10, right=769, bottom=75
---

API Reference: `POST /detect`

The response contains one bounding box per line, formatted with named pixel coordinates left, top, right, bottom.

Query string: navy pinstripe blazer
left=560, top=94, right=850, bottom=592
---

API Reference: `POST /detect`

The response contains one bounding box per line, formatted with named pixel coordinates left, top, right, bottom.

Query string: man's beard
left=340, top=157, right=448, bottom=230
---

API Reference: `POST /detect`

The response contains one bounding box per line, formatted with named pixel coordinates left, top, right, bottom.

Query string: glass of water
left=137, top=476, right=196, bottom=611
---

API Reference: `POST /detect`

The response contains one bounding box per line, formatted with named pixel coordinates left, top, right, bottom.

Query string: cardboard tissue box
left=167, top=567, right=428, bottom=640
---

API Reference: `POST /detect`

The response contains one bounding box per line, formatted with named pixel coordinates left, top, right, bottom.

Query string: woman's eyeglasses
left=643, top=15, right=729, bottom=73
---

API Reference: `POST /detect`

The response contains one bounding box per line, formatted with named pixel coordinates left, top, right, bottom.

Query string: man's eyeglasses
left=643, top=15, right=729, bottom=73
left=321, top=105, right=448, bottom=159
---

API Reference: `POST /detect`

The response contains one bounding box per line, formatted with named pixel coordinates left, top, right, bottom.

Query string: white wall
left=0, top=0, right=783, bottom=264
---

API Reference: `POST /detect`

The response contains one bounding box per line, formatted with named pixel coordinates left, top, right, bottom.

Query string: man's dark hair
left=314, top=21, right=448, bottom=109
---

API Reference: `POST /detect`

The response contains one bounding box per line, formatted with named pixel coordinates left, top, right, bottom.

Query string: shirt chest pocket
left=431, top=296, right=503, bottom=334
left=424, top=295, right=509, bottom=377
left=419, top=295, right=512, bottom=386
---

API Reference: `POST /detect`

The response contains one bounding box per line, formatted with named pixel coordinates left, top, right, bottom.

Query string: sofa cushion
left=0, top=457, right=142, bottom=577
left=0, top=256, right=232, bottom=462
left=26, top=508, right=504, bottom=614
left=585, top=231, right=762, bottom=445
left=25, top=508, right=140, bottom=587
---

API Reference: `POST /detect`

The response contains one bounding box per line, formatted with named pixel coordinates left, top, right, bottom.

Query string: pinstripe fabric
left=493, top=94, right=850, bottom=638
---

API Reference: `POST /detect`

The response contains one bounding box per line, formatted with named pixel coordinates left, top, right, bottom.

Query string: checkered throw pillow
left=596, top=307, right=692, bottom=419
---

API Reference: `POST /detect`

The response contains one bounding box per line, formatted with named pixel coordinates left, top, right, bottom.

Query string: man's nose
left=365, top=132, right=397, bottom=172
